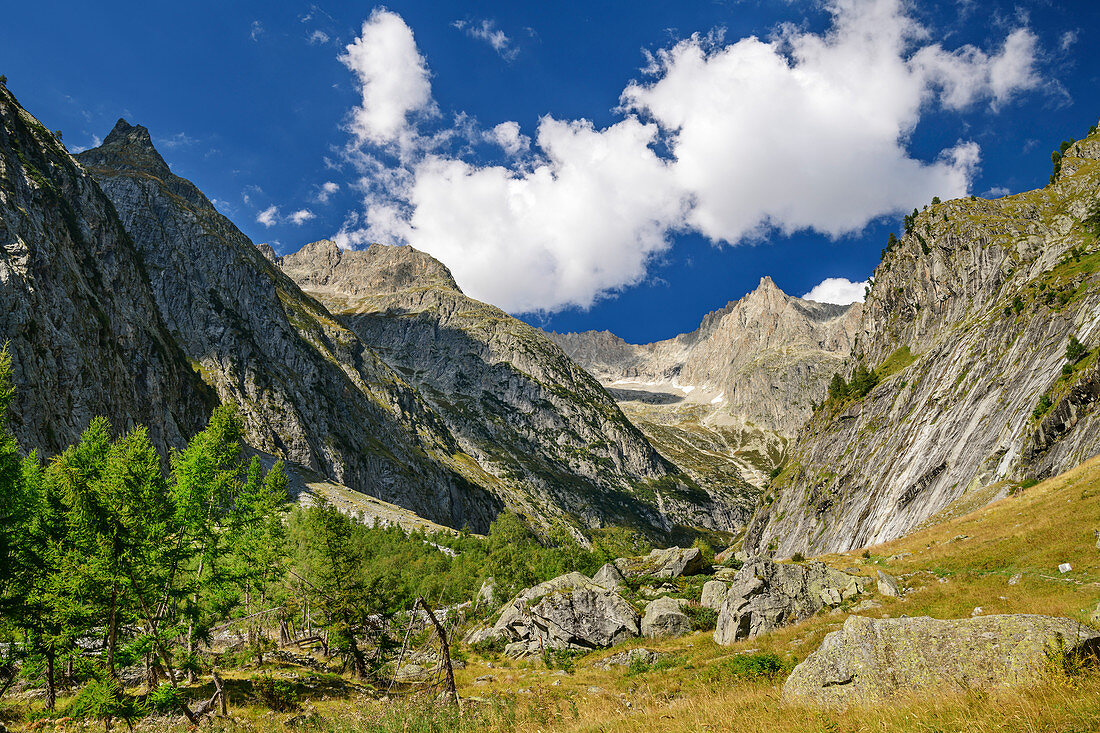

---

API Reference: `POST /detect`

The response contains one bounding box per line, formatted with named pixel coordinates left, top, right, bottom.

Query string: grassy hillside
left=10, top=457, right=1100, bottom=732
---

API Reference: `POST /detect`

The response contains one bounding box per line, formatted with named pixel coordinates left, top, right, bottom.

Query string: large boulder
left=714, top=559, right=868, bottom=645
left=642, top=597, right=691, bottom=638
left=465, top=571, right=640, bottom=656
left=784, top=614, right=1100, bottom=706
left=615, top=547, right=705, bottom=579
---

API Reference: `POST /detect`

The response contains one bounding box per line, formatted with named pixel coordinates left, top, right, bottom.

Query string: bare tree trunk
left=416, top=597, right=458, bottom=706
left=45, top=648, right=56, bottom=711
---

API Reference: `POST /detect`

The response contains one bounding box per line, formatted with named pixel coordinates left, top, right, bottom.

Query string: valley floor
left=8, top=455, right=1100, bottom=733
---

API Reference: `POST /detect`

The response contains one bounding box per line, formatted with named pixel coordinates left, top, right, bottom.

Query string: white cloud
left=316, top=181, right=340, bottom=203
left=256, top=205, right=279, bottom=227
left=250, top=20, right=264, bottom=42
left=339, top=9, right=435, bottom=151
left=336, top=0, right=1043, bottom=314
left=289, top=209, right=317, bottom=225
left=1059, top=31, right=1078, bottom=52
left=802, top=277, right=867, bottom=305
left=309, top=29, right=330, bottom=45
left=982, top=186, right=1010, bottom=198
left=363, top=117, right=687, bottom=312
left=911, top=28, right=1040, bottom=110
left=485, top=121, right=530, bottom=156
left=453, top=19, right=518, bottom=61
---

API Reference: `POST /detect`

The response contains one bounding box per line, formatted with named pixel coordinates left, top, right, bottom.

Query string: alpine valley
left=2, top=73, right=1100, bottom=732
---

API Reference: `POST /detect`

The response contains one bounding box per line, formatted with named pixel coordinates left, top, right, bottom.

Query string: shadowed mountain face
left=276, top=240, right=750, bottom=538
left=75, top=119, right=502, bottom=532
left=0, top=85, right=213, bottom=457
left=746, top=124, right=1100, bottom=558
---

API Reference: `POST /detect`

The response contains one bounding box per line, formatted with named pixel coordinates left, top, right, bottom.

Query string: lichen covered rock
left=784, top=614, right=1100, bottom=706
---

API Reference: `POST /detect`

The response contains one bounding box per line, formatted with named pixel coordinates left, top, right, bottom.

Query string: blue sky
left=2, top=1, right=1097, bottom=343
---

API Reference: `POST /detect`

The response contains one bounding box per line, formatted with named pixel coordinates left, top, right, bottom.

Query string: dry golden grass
left=10, top=457, right=1100, bottom=732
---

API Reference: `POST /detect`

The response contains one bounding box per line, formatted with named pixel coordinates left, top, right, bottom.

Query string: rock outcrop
left=748, top=123, right=1100, bottom=557
left=467, top=572, right=640, bottom=656
left=276, top=240, right=742, bottom=537
left=784, top=614, right=1100, bottom=706
left=75, top=120, right=500, bottom=531
left=0, top=84, right=213, bottom=457
left=614, top=547, right=705, bottom=579
left=713, top=559, right=868, bottom=645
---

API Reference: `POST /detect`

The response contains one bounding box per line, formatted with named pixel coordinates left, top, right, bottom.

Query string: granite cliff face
left=276, top=240, right=745, bottom=536
left=0, top=84, right=213, bottom=456
left=75, top=120, right=501, bottom=531
left=548, top=280, right=859, bottom=500
left=746, top=124, right=1100, bottom=557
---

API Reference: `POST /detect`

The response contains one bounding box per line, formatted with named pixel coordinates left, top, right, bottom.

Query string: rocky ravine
left=548, top=278, right=860, bottom=496
left=75, top=120, right=502, bottom=532
left=275, top=240, right=745, bottom=537
left=0, top=83, right=213, bottom=457
left=747, top=123, right=1100, bottom=557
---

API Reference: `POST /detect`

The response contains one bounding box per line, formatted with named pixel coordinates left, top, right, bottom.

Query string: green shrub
left=1066, top=335, right=1088, bottom=363
left=791, top=552, right=806, bottom=563
left=703, top=652, right=791, bottom=683
left=682, top=604, right=719, bottom=631
left=253, top=675, right=299, bottom=712
left=147, top=683, right=183, bottom=713
left=66, top=676, right=146, bottom=727
left=1033, top=395, right=1053, bottom=420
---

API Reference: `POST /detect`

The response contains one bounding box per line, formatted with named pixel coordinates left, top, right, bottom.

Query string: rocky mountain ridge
left=74, top=118, right=504, bottom=531
left=0, top=83, right=213, bottom=458
left=746, top=122, right=1100, bottom=557
left=272, top=239, right=747, bottom=537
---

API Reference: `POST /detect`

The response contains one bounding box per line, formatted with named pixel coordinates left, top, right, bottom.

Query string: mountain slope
left=75, top=121, right=501, bottom=532
left=0, top=83, right=213, bottom=455
left=746, top=121, right=1100, bottom=557
left=276, top=240, right=744, bottom=537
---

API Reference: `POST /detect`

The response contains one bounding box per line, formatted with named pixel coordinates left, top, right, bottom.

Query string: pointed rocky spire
left=76, top=118, right=170, bottom=179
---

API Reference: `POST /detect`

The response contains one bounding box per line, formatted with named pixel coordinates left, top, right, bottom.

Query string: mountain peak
left=278, top=240, right=461, bottom=299
left=104, top=118, right=151, bottom=146
left=77, top=118, right=170, bottom=180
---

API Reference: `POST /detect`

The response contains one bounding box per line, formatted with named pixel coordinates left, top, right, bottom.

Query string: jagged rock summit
left=76, top=118, right=502, bottom=532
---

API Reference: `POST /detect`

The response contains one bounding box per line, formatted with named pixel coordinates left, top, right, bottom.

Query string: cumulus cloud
left=364, top=118, right=687, bottom=311
left=802, top=277, right=867, bottom=305
left=485, top=121, right=530, bottom=156
left=315, top=181, right=340, bottom=203
left=453, top=19, right=519, bottom=61
left=339, top=9, right=436, bottom=150
left=288, top=209, right=317, bottom=225
left=256, top=205, right=279, bottom=227
left=335, top=0, right=1043, bottom=314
